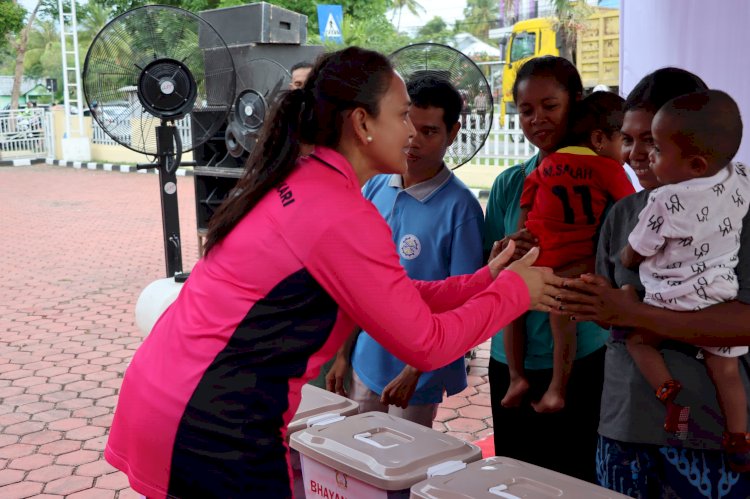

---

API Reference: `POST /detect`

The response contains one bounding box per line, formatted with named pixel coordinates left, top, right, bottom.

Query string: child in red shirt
left=502, top=91, right=635, bottom=412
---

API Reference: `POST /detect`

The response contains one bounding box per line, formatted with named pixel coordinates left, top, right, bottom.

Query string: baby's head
left=650, top=89, right=743, bottom=184
left=568, top=91, right=625, bottom=163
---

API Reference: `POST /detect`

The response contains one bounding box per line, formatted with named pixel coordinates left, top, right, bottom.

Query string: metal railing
left=91, top=116, right=192, bottom=149
left=463, top=111, right=537, bottom=166
left=0, top=108, right=50, bottom=159
left=86, top=110, right=531, bottom=167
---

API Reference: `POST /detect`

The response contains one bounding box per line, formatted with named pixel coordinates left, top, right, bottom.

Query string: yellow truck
left=500, top=8, right=620, bottom=124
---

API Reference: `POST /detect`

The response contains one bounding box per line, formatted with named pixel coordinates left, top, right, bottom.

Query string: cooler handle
left=307, top=413, right=346, bottom=427
left=489, top=484, right=521, bottom=499
left=353, top=431, right=398, bottom=449
left=427, top=460, right=467, bottom=477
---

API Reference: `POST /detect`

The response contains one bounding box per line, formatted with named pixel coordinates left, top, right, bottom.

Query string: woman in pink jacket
left=105, top=47, right=563, bottom=499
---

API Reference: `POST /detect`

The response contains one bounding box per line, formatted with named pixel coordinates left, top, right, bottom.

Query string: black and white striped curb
left=45, top=159, right=194, bottom=176
left=0, top=158, right=48, bottom=167
left=7, top=158, right=490, bottom=198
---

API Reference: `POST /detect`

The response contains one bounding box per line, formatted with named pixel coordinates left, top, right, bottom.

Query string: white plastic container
left=288, top=385, right=360, bottom=436
left=409, top=456, right=632, bottom=498
left=290, top=411, right=482, bottom=499
left=288, top=385, right=359, bottom=498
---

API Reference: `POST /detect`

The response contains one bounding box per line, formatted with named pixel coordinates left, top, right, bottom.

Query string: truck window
left=510, top=32, right=537, bottom=63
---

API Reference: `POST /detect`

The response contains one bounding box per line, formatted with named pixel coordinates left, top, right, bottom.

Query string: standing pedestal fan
left=389, top=43, right=493, bottom=169
left=82, top=5, right=235, bottom=278
left=82, top=5, right=234, bottom=335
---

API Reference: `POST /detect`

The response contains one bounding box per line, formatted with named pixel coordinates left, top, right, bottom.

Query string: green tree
left=79, top=2, right=113, bottom=42
left=0, top=0, right=25, bottom=49
left=6, top=0, right=42, bottom=109
left=462, top=0, right=498, bottom=43
left=23, top=18, right=59, bottom=79
left=340, top=14, right=410, bottom=54
left=415, top=16, right=452, bottom=44
left=390, top=0, right=424, bottom=32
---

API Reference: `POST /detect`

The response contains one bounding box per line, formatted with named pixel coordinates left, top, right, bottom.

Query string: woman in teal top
left=484, top=56, right=608, bottom=482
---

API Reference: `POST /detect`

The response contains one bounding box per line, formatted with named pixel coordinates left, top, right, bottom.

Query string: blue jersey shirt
left=352, top=166, right=485, bottom=404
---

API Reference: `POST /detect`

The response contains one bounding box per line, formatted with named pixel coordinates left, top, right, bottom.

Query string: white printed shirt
left=628, top=163, right=750, bottom=306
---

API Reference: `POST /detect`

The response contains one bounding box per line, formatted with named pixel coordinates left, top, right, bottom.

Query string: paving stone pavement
left=0, top=164, right=493, bottom=498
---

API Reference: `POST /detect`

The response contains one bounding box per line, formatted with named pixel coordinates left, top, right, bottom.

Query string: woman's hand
left=489, top=229, right=539, bottom=264
left=558, top=273, right=642, bottom=327
left=506, top=247, right=566, bottom=312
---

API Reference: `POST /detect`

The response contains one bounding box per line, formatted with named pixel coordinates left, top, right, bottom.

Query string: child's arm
left=623, top=191, right=668, bottom=266
left=620, top=242, right=646, bottom=269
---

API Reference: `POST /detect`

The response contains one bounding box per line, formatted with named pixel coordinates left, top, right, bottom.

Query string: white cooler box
left=409, top=456, right=632, bottom=498
left=290, top=411, right=483, bottom=499
left=288, top=385, right=360, bottom=498
left=289, top=385, right=360, bottom=435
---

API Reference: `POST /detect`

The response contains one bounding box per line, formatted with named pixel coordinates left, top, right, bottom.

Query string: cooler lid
left=288, top=385, right=360, bottom=436
left=409, top=456, right=632, bottom=498
left=289, top=411, right=482, bottom=491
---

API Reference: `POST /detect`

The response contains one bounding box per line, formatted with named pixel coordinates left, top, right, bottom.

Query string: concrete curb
left=0, top=158, right=47, bottom=167
left=17, top=159, right=491, bottom=198
left=45, top=158, right=194, bottom=176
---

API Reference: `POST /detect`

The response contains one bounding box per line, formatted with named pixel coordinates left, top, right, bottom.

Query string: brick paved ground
left=0, top=164, right=492, bottom=498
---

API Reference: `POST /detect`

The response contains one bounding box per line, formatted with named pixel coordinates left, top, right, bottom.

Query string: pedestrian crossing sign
left=317, top=5, right=344, bottom=44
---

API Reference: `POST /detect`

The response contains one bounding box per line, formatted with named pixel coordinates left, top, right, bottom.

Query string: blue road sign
left=317, top=5, right=344, bottom=44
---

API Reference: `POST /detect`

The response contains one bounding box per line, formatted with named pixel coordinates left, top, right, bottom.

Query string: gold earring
left=367, top=136, right=373, bottom=143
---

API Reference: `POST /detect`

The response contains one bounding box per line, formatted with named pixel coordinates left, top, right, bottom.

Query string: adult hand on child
left=506, top=247, right=565, bottom=313
left=558, top=273, right=641, bottom=327
left=381, top=366, right=421, bottom=409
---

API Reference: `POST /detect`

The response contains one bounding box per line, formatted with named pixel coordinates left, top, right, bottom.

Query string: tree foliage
left=0, top=1, right=26, bottom=43
left=461, top=0, right=498, bottom=43
left=390, top=0, right=424, bottom=32
left=415, top=16, right=452, bottom=44
left=0, top=0, right=414, bottom=107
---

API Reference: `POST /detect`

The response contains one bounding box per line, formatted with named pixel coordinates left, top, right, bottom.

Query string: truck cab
left=499, top=8, right=619, bottom=126
left=500, top=17, right=559, bottom=125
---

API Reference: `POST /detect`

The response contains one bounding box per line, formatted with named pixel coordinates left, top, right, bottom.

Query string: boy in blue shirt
left=326, top=75, right=485, bottom=426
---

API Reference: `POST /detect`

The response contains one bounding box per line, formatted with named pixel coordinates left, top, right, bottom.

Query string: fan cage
left=389, top=43, right=494, bottom=169
left=226, top=58, right=291, bottom=155
left=82, top=5, right=235, bottom=155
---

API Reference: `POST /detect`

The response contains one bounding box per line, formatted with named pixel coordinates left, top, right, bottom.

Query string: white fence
left=0, top=105, right=533, bottom=166
left=0, top=109, right=51, bottom=160
left=92, top=115, right=193, bottom=149
left=462, top=111, right=537, bottom=167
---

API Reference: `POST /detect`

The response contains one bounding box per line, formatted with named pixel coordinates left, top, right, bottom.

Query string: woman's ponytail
left=203, top=88, right=307, bottom=255
left=203, top=47, right=394, bottom=256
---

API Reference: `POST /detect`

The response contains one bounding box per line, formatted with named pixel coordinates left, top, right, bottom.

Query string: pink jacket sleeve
left=412, top=267, right=494, bottom=313
left=304, top=207, right=530, bottom=372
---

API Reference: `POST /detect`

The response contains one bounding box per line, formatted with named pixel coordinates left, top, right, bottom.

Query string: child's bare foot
left=531, top=389, right=565, bottom=413
left=501, top=377, right=529, bottom=408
